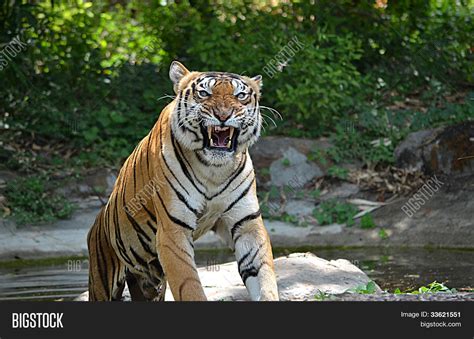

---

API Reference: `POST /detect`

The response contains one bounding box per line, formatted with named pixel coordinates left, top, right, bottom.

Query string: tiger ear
left=169, top=61, right=190, bottom=90
left=251, top=75, right=263, bottom=91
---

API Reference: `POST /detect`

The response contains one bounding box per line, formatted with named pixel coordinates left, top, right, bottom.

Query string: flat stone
left=321, top=183, right=360, bottom=200
left=284, top=199, right=315, bottom=217
left=0, top=205, right=99, bottom=259
left=310, top=224, right=344, bottom=235
left=75, top=252, right=380, bottom=301
left=269, top=147, right=323, bottom=187
left=265, top=220, right=313, bottom=238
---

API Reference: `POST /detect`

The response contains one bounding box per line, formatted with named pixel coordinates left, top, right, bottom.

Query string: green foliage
left=1, top=1, right=168, bottom=167
left=348, top=281, right=377, bottom=294
left=360, top=213, right=376, bottom=229
left=309, top=189, right=321, bottom=199
left=394, top=281, right=457, bottom=295
left=1, top=0, right=472, bottom=171
left=327, top=166, right=348, bottom=180
left=268, top=186, right=280, bottom=200
left=274, top=30, right=366, bottom=134
left=314, top=290, right=335, bottom=301
left=307, top=149, right=328, bottom=165
left=313, top=200, right=358, bottom=226
left=280, top=213, right=300, bottom=226
left=327, top=122, right=395, bottom=166
left=378, top=228, right=389, bottom=240
left=281, top=158, right=291, bottom=167
left=4, top=175, right=74, bottom=225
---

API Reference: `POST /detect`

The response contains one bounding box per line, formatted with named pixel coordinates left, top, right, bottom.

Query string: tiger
left=87, top=61, right=279, bottom=301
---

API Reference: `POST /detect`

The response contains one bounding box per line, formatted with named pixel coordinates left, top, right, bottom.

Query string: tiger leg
left=87, top=217, right=126, bottom=301
left=156, top=225, right=206, bottom=301
left=125, top=270, right=147, bottom=301
left=125, top=259, right=167, bottom=301
left=230, top=216, right=279, bottom=301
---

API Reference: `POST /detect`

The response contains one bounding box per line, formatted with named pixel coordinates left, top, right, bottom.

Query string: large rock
left=55, top=168, right=118, bottom=198
left=269, top=147, right=323, bottom=187
left=395, top=122, right=474, bottom=176
left=284, top=199, right=315, bottom=217
left=321, top=182, right=360, bottom=200
left=250, top=136, right=333, bottom=170
left=75, top=252, right=380, bottom=301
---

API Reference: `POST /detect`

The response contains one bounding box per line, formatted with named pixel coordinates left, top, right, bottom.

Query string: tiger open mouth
left=201, top=125, right=239, bottom=152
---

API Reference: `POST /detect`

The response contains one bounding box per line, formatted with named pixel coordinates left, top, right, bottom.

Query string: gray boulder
left=395, top=122, right=474, bottom=176
left=250, top=136, right=332, bottom=170
left=283, top=199, right=315, bottom=217
left=269, top=147, right=323, bottom=187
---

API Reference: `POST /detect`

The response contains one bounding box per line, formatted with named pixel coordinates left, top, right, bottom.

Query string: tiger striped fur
left=87, top=61, right=279, bottom=301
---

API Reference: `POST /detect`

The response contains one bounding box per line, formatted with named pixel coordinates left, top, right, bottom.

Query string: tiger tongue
left=213, top=130, right=230, bottom=147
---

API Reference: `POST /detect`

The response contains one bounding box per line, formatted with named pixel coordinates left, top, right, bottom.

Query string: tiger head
left=169, top=61, right=262, bottom=165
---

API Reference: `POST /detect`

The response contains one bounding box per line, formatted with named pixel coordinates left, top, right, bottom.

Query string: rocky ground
left=1, top=122, right=473, bottom=259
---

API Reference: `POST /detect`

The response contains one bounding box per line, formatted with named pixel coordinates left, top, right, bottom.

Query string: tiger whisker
left=157, top=94, right=176, bottom=102
left=259, top=105, right=283, bottom=120
left=260, top=112, right=277, bottom=127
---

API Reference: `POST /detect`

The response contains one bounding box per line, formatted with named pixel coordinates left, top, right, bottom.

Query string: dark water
left=0, top=248, right=472, bottom=301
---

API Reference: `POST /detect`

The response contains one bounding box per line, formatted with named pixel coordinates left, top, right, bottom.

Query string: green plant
left=314, top=290, right=335, bottom=301
left=268, top=186, right=280, bottom=200
left=378, top=228, right=389, bottom=240
left=309, top=189, right=321, bottom=199
left=280, top=213, right=300, bottom=225
left=327, top=122, right=396, bottom=167
left=307, top=149, right=328, bottom=165
left=394, top=281, right=457, bottom=295
left=360, top=213, right=376, bottom=229
left=281, top=158, right=291, bottom=167
left=296, top=191, right=306, bottom=199
left=313, top=200, right=358, bottom=226
left=327, top=166, right=349, bottom=180
left=259, top=167, right=271, bottom=177
left=348, top=281, right=377, bottom=294
left=4, top=175, right=74, bottom=225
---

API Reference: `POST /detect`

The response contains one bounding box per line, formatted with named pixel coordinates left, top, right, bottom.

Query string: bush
left=274, top=30, right=366, bottom=134
left=4, top=175, right=74, bottom=225
left=313, top=200, right=358, bottom=226
left=0, top=0, right=472, bottom=170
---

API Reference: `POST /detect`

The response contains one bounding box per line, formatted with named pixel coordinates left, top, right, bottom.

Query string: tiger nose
left=215, top=109, right=233, bottom=122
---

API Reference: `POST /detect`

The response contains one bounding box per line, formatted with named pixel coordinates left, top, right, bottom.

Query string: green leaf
left=361, top=213, right=376, bottom=229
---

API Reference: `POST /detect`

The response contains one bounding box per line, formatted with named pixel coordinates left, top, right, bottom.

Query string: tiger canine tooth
left=226, top=140, right=231, bottom=148
left=210, top=139, right=214, bottom=147
left=207, top=126, right=212, bottom=140
left=229, top=127, right=234, bottom=139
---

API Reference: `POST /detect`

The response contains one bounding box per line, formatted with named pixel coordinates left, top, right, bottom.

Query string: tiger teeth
left=207, top=125, right=235, bottom=149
